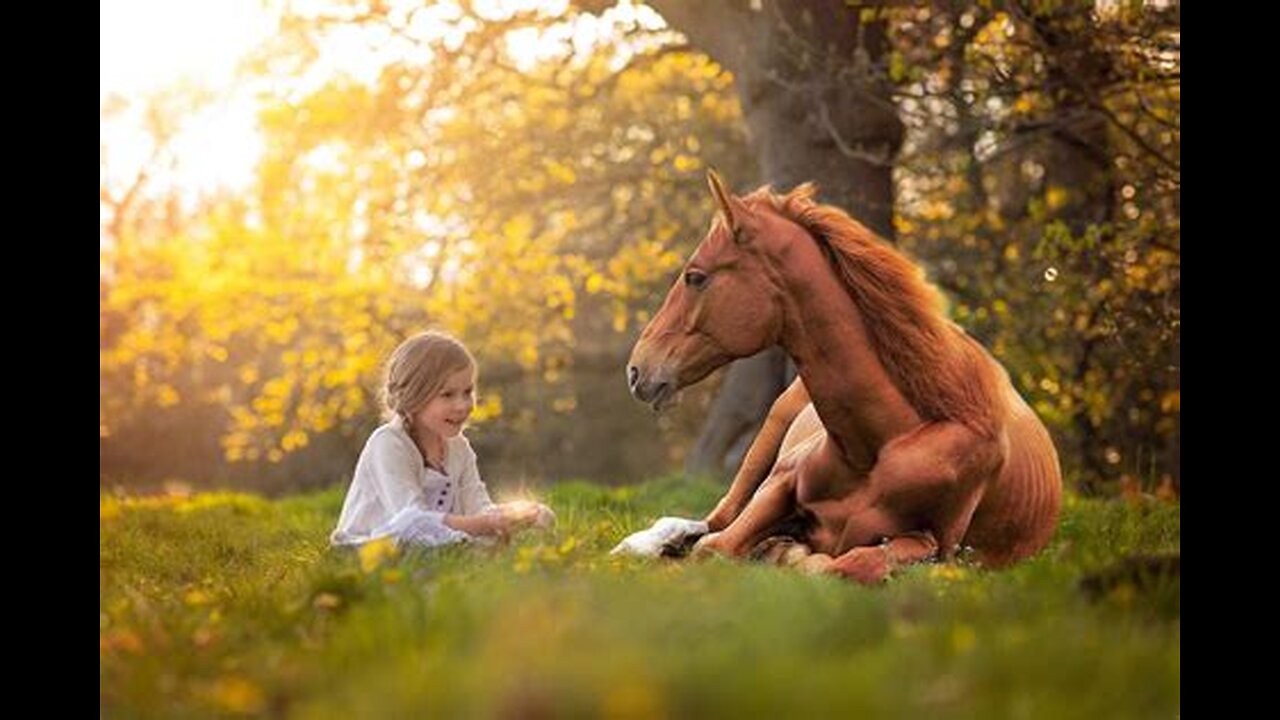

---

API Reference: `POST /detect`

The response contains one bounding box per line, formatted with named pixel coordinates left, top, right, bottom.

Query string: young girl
left=331, top=331, right=553, bottom=548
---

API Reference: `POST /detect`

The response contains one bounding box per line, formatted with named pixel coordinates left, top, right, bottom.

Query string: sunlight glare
left=101, top=0, right=276, bottom=197
left=100, top=0, right=273, bottom=100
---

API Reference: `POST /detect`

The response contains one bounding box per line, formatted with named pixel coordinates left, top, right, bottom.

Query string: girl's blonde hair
left=383, top=331, right=476, bottom=428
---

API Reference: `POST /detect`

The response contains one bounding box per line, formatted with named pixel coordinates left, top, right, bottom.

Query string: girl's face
left=412, top=366, right=476, bottom=440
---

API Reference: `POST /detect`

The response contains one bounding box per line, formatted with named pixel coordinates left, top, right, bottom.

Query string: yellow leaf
left=312, top=592, right=342, bottom=610
left=1046, top=186, right=1069, bottom=211
left=157, top=385, right=180, bottom=407
left=358, top=537, right=398, bottom=573
left=212, top=676, right=266, bottom=715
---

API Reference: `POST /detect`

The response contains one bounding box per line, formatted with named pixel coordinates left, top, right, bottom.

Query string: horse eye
left=684, top=269, right=709, bottom=290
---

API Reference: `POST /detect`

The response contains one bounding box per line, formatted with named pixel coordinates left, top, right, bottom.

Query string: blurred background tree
left=100, top=0, right=1178, bottom=497
left=886, top=1, right=1179, bottom=495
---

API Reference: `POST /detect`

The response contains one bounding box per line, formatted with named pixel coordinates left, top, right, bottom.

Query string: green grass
left=101, top=476, right=1179, bottom=718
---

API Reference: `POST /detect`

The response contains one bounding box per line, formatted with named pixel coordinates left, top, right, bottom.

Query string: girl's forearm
left=444, top=513, right=494, bottom=536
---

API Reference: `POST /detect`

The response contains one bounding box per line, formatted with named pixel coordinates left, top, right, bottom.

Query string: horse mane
left=749, top=183, right=1007, bottom=437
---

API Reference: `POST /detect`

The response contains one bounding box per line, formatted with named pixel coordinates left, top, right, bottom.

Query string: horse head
left=627, top=170, right=791, bottom=410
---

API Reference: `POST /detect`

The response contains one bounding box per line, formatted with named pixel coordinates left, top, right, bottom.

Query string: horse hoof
left=751, top=536, right=812, bottom=565
left=797, top=553, right=834, bottom=574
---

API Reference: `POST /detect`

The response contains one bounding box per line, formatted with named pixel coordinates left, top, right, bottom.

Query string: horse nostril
left=627, top=365, right=640, bottom=389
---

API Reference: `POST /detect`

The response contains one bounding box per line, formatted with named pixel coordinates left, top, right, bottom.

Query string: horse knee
left=831, top=546, right=892, bottom=585
left=695, top=529, right=760, bottom=559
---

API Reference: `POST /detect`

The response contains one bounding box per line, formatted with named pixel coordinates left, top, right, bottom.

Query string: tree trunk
left=648, top=0, right=903, bottom=478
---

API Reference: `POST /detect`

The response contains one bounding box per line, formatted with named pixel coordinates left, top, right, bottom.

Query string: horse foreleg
left=821, top=531, right=940, bottom=584
left=694, top=468, right=798, bottom=559
left=803, top=422, right=997, bottom=584
left=705, top=378, right=812, bottom=531
left=864, top=421, right=1000, bottom=560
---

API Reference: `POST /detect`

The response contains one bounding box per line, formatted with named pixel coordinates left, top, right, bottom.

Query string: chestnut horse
left=626, top=171, right=1061, bottom=583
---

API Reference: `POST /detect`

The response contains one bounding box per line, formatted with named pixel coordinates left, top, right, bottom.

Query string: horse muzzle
left=627, top=364, right=678, bottom=411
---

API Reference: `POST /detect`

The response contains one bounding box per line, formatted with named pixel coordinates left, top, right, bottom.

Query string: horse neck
left=774, top=242, right=923, bottom=472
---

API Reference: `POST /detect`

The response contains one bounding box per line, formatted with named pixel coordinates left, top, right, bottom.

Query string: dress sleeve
left=362, top=432, right=425, bottom=516
left=456, top=439, right=498, bottom=516
left=378, top=506, right=470, bottom=547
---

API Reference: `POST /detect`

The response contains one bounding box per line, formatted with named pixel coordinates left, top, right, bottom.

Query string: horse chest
left=799, top=494, right=897, bottom=554
left=795, top=464, right=890, bottom=552
left=793, top=446, right=868, bottom=505
left=795, top=470, right=866, bottom=505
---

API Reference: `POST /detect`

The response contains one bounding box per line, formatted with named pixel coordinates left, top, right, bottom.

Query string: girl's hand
left=478, top=511, right=519, bottom=537
left=446, top=502, right=550, bottom=538
left=496, top=501, right=541, bottom=528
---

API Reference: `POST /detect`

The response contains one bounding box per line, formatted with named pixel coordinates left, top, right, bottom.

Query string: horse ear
left=706, top=168, right=742, bottom=239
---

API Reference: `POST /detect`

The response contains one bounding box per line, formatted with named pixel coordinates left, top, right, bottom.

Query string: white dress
left=330, top=417, right=497, bottom=548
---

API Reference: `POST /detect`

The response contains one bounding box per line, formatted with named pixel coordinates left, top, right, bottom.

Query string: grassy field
left=100, top=476, right=1179, bottom=718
